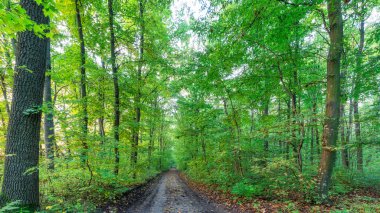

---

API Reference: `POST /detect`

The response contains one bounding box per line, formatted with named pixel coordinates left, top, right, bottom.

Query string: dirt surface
left=103, top=169, right=228, bottom=213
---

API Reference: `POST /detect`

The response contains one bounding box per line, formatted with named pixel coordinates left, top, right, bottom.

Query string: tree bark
left=108, top=0, right=120, bottom=176
left=75, top=0, right=88, bottom=164
left=318, top=0, right=343, bottom=203
left=1, top=0, right=48, bottom=209
left=44, top=39, right=55, bottom=171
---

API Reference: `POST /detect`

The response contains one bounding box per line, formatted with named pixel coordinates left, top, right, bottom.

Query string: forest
left=0, top=0, right=379, bottom=212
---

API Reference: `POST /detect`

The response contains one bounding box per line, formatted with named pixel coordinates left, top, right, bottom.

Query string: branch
left=316, top=29, right=330, bottom=45
left=316, top=9, right=330, bottom=35
left=277, top=0, right=316, bottom=7
left=53, top=85, right=69, bottom=105
left=277, top=62, right=294, bottom=98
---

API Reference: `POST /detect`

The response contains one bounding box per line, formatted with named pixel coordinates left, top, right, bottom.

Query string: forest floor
left=100, top=169, right=380, bottom=213
left=181, top=174, right=380, bottom=213
left=101, top=169, right=229, bottom=213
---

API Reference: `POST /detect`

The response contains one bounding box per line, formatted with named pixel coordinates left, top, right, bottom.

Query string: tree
left=353, top=0, right=365, bottom=173
left=130, top=0, right=145, bottom=177
left=1, top=0, right=48, bottom=209
left=75, top=0, right=89, bottom=164
left=317, top=0, right=343, bottom=204
left=107, top=0, right=120, bottom=176
left=44, top=38, right=55, bottom=171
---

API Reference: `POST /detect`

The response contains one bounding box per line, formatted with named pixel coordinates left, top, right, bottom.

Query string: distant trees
left=172, top=0, right=379, bottom=205
left=44, top=39, right=55, bottom=171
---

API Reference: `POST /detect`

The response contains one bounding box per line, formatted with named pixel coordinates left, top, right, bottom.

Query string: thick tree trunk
left=318, top=0, right=343, bottom=203
left=44, top=39, right=55, bottom=171
left=1, top=0, right=48, bottom=209
left=108, top=0, right=120, bottom=176
left=75, top=0, right=89, bottom=165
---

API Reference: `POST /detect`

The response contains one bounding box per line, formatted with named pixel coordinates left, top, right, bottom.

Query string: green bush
left=231, top=180, right=264, bottom=197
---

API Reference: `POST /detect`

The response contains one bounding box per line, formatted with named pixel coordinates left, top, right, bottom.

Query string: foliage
left=0, top=0, right=379, bottom=211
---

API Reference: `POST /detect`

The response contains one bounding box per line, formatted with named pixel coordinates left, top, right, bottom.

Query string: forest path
left=124, top=169, right=228, bottom=213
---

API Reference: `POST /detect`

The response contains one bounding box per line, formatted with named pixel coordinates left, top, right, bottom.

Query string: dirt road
left=123, top=169, right=227, bottom=213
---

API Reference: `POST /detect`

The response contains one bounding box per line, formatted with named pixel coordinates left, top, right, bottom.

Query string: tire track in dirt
left=125, top=169, right=228, bottom=213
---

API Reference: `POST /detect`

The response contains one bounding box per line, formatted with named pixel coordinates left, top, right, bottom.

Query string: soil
left=101, top=169, right=228, bottom=213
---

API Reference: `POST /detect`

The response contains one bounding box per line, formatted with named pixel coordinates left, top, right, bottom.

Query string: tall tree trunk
left=98, top=60, right=106, bottom=145
left=108, top=0, right=120, bottom=176
left=44, top=39, right=55, bottom=171
left=264, top=101, right=269, bottom=152
left=222, top=97, right=243, bottom=176
left=345, top=95, right=353, bottom=167
left=298, top=98, right=305, bottom=172
left=148, top=124, right=155, bottom=169
left=293, top=29, right=303, bottom=172
left=278, top=100, right=283, bottom=152
left=340, top=56, right=349, bottom=169
left=340, top=102, right=349, bottom=169
left=148, top=98, right=158, bottom=172
left=131, top=0, right=145, bottom=177
left=311, top=123, right=314, bottom=164
left=263, top=101, right=269, bottom=165
left=286, top=99, right=291, bottom=160
left=200, top=133, right=207, bottom=162
left=1, top=0, right=48, bottom=208
left=75, top=0, right=88, bottom=165
left=158, top=113, right=164, bottom=170
left=318, top=0, right=343, bottom=203
left=354, top=100, right=362, bottom=171
left=354, top=14, right=364, bottom=173
left=311, top=97, right=318, bottom=164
